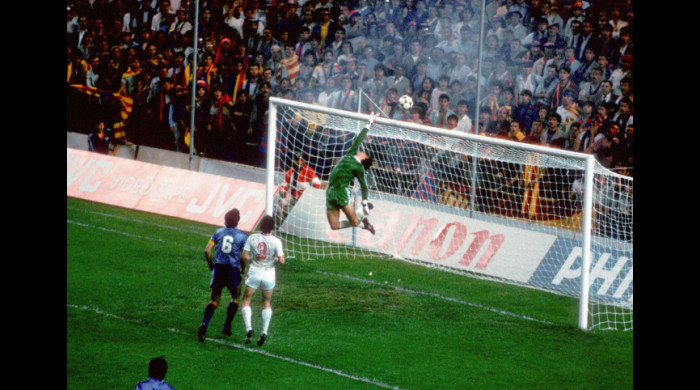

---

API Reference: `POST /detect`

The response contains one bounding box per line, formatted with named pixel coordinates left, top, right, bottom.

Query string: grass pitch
left=67, top=197, right=632, bottom=389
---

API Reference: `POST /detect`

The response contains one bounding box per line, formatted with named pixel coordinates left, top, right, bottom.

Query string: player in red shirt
left=276, top=153, right=322, bottom=223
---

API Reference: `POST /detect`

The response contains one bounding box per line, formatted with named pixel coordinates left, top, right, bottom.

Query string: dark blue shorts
left=209, top=264, right=242, bottom=290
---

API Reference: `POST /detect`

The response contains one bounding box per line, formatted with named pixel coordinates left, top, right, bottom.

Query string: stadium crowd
left=67, top=0, right=633, bottom=175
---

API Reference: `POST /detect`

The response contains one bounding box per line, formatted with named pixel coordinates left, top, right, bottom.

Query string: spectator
left=363, top=63, right=389, bottom=103
left=455, top=25, right=478, bottom=63
left=68, top=50, right=89, bottom=85
left=562, top=46, right=582, bottom=76
left=424, top=46, right=445, bottom=82
left=410, top=60, right=429, bottom=95
left=577, top=66, right=604, bottom=104
left=429, top=93, right=456, bottom=129
left=597, top=80, right=617, bottom=106
left=492, top=106, right=513, bottom=135
left=448, top=52, right=474, bottom=85
left=514, top=89, right=538, bottom=134
left=611, top=97, right=633, bottom=135
left=358, top=45, right=380, bottom=76
left=595, top=52, right=613, bottom=81
left=378, top=87, right=400, bottom=119
left=430, top=75, right=451, bottom=114
left=505, top=10, right=528, bottom=43
left=247, top=81, right=272, bottom=167
left=413, top=76, right=435, bottom=112
left=610, top=55, right=633, bottom=96
left=196, top=51, right=219, bottom=87
left=533, top=64, right=558, bottom=106
left=317, top=76, right=339, bottom=108
left=555, top=89, right=580, bottom=134
left=279, top=42, right=301, bottom=86
left=311, top=49, right=340, bottom=88
left=67, top=13, right=92, bottom=51
left=384, top=39, right=407, bottom=74
left=256, top=27, right=279, bottom=65
left=241, top=63, right=263, bottom=98
left=616, top=76, right=633, bottom=105
left=564, top=5, right=585, bottom=46
left=77, top=30, right=97, bottom=61
left=574, top=19, right=597, bottom=61
left=576, top=100, right=597, bottom=129
left=566, top=122, right=583, bottom=151
left=336, top=40, right=355, bottom=68
left=134, top=357, right=173, bottom=390
left=334, top=76, right=358, bottom=111
left=616, top=26, right=633, bottom=68
left=523, top=118, right=545, bottom=145
left=327, top=27, right=347, bottom=60
left=312, top=7, right=337, bottom=48
left=480, top=82, right=503, bottom=122
left=595, top=23, right=619, bottom=66
left=388, top=63, right=411, bottom=98
left=187, top=80, right=212, bottom=156
left=478, top=107, right=496, bottom=135
left=541, top=112, right=566, bottom=146
left=207, top=83, right=235, bottom=160
left=522, top=17, right=549, bottom=49
left=88, top=121, right=129, bottom=154
left=508, top=120, right=526, bottom=142
left=549, top=66, right=577, bottom=109
left=86, top=55, right=101, bottom=88
left=586, top=115, right=612, bottom=167
left=455, top=100, right=473, bottom=133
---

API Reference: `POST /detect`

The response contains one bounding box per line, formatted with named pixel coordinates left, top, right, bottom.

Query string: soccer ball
left=398, top=95, right=413, bottom=110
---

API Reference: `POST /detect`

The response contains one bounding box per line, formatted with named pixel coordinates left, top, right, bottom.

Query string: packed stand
left=67, top=0, right=633, bottom=175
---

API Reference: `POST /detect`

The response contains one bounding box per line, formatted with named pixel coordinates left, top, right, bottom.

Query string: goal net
left=265, top=97, right=633, bottom=332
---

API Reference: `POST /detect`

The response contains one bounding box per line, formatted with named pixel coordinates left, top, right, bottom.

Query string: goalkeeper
left=326, top=113, right=378, bottom=235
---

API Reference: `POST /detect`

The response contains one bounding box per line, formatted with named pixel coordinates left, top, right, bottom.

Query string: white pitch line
left=318, top=271, right=556, bottom=326
left=67, top=303, right=405, bottom=390
left=67, top=215, right=557, bottom=326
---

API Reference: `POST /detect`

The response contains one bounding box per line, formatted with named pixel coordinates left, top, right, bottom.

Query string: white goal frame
left=266, top=97, right=624, bottom=332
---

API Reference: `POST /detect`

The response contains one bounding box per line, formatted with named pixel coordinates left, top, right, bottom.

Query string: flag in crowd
left=69, top=84, right=134, bottom=139
left=412, top=168, right=438, bottom=203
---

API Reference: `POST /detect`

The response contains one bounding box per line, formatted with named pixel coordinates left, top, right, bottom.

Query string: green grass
left=67, top=197, right=632, bottom=389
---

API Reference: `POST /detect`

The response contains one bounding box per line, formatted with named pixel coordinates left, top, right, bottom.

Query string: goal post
left=266, top=97, right=633, bottom=331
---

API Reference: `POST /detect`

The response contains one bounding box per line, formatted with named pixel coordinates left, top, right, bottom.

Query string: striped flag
left=280, top=54, right=300, bottom=85
left=69, top=84, right=134, bottom=140
left=412, top=169, right=438, bottom=203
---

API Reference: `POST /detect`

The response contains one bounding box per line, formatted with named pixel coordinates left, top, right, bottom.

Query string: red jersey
left=280, top=164, right=322, bottom=199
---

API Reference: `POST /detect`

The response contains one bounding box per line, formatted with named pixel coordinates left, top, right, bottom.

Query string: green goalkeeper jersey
left=326, top=127, right=370, bottom=207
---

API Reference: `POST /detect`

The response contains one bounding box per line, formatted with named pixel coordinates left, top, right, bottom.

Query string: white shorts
left=245, top=266, right=276, bottom=291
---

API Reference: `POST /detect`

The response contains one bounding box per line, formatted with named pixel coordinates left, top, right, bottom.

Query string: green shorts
left=326, top=186, right=351, bottom=210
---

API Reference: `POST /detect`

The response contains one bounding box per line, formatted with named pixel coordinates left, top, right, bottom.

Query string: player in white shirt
left=240, top=215, right=285, bottom=346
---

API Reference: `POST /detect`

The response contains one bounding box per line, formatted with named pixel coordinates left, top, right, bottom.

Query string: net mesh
left=270, top=100, right=632, bottom=331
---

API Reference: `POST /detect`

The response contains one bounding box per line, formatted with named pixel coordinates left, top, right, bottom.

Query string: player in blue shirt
left=133, top=357, right=174, bottom=390
left=198, top=208, right=249, bottom=342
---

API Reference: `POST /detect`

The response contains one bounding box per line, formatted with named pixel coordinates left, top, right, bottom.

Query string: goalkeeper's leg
left=354, top=203, right=375, bottom=235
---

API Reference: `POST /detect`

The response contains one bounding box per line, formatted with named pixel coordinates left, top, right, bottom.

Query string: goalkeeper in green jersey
left=326, top=113, right=378, bottom=235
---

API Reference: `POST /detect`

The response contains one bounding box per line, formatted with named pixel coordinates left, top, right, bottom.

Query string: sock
left=202, top=303, right=216, bottom=327
left=261, top=307, right=272, bottom=334
left=339, top=220, right=352, bottom=229
left=242, top=305, right=252, bottom=331
left=223, top=302, right=239, bottom=328
left=355, top=209, right=366, bottom=222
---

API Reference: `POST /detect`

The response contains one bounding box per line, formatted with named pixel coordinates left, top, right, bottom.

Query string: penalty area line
left=67, top=303, right=405, bottom=390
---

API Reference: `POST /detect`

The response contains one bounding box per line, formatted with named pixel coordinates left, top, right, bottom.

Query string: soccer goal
left=265, top=97, right=633, bottom=332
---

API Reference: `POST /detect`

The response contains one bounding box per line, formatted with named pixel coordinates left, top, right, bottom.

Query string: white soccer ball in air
left=398, top=95, right=413, bottom=110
